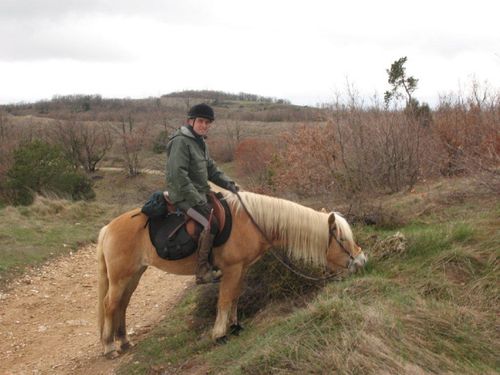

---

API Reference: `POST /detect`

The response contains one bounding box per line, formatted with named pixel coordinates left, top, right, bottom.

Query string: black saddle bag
left=148, top=213, right=200, bottom=260
left=141, top=191, right=167, bottom=218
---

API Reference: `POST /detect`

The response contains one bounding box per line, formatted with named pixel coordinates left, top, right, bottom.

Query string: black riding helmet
left=188, top=103, right=215, bottom=121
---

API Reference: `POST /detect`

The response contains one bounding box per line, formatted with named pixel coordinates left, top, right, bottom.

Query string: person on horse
left=166, top=103, right=239, bottom=284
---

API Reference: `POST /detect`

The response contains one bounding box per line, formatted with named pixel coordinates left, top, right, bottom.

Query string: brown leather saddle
left=163, top=191, right=228, bottom=237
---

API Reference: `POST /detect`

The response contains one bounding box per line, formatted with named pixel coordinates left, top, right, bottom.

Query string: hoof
left=230, top=324, right=244, bottom=336
left=196, top=273, right=222, bottom=285
left=118, top=341, right=134, bottom=353
left=104, top=350, right=120, bottom=360
left=215, top=335, right=228, bottom=345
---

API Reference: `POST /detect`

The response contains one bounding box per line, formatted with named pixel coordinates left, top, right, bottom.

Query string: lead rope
left=233, top=192, right=346, bottom=282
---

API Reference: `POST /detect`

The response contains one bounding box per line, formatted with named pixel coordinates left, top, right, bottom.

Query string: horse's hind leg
left=116, top=266, right=147, bottom=352
left=102, top=282, right=127, bottom=358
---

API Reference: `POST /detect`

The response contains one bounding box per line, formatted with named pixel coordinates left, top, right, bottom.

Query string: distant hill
left=1, top=90, right=321, bottom=122
left=162, top=90, right=291, bottom=105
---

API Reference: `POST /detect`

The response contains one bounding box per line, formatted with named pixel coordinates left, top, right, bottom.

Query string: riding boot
left=195, top=229, right=221, bottom=284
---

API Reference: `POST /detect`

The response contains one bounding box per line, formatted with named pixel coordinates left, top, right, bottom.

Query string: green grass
left=0, top=197, right=117, bottom=282
left=117, top=184, right=499, bottom=375
left=0, top=170, right=162, bottom=285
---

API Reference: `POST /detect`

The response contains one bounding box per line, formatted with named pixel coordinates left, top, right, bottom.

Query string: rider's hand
left=227, top=182, right=239, bottom=193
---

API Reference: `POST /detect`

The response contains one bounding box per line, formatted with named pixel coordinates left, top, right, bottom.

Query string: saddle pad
left=148, top=192, right=232, bottom=260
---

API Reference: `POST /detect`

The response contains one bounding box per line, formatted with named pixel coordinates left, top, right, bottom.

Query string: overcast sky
left=1, top=0, right=499, bottom=106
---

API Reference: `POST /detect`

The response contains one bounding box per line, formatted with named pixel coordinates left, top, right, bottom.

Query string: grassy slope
left=0, top=170, right=164, bottom=285
left=119, top=179, right=499, bottom=375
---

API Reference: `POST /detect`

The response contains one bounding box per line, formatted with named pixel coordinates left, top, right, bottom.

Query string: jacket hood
left=168, top=126, right=196, bottom=142
left=179, top=126, right=196, bottom=139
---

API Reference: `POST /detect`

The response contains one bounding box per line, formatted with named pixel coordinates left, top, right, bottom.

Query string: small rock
left=38, top=325, right=48, bottom=332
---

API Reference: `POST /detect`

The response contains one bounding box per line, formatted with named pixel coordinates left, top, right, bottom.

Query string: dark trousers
left=185, top=202, right=219, bottom=236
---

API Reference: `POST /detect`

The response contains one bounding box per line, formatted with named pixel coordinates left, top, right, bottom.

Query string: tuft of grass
left=403, top=224, right=453, bottom=259
left=450, top=222, right=475, bottom=243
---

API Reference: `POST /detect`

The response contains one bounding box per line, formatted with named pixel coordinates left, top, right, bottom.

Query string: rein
left=233, top=192, right=350, bottom=282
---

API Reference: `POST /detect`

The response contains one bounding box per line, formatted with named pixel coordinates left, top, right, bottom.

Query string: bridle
left=233, top=192, right=356, bottom=282
left=329, top=227, right=356, bottom=267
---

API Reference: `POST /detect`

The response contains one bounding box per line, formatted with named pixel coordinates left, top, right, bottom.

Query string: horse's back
left=103, top=209, right=149, bottom=263
left=107, top=208, right=146, bottom=234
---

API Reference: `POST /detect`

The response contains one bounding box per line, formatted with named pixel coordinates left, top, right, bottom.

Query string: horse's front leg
left=212, top=264, right=244, bottom=341
left=229, top=299, right=244, bottom=336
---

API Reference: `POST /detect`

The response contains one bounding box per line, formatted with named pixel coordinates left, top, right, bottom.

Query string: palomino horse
left=97, top=191, right=367, bottom=358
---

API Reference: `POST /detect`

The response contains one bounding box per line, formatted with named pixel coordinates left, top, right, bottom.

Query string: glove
left=227, top=182, right=239, bottom=193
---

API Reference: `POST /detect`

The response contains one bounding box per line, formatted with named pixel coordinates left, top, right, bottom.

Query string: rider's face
left=190, top=118, right=213, bottom=136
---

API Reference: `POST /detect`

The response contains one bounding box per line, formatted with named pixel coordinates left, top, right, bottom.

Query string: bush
left=5, top=140, right=95, bottom=205
left=234, top=138, right=277, bottom=192
left=152, top=130, right=169, bottom=154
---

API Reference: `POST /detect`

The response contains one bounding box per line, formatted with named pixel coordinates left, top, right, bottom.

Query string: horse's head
left=325, top=212, right=367, bottom=273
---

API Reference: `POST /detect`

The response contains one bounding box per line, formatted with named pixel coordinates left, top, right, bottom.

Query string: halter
left=329, top=227, right=356, bottom=266
left=234, top=192, right=355, bottom=282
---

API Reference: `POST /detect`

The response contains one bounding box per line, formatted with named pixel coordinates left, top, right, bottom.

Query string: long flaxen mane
left=226, top=192, right=353, bottom=267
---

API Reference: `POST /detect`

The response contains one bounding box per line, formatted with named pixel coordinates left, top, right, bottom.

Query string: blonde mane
left=226, top=192, right=352, bottom=267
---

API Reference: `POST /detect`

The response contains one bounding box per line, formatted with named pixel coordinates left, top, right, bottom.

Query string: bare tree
left=79, top=122, right=113, bottom=172
left=0, top=110, right=14, bottom=181
left=114, top=113, right=151, bottom=176
left=54, top=118, right=113, bottom=172
left=217, top=120, right=243, bottom=162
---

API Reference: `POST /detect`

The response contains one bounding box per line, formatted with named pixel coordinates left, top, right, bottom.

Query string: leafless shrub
left=207, top=120, right=244, bottom=163
left=235, top=138, right=277, bottom=192
left=274, top=85, right=433, bottom=199
left=112, top=113, right=153, bottom=176
left=53, top=118, right=113, bottom=172
left=434, top=80, right=499, bottom=193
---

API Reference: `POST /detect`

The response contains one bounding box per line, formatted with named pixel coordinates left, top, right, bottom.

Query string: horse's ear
left=328, top=212, right=336, bottom=228
left=321, top=207, right=327, bottom=213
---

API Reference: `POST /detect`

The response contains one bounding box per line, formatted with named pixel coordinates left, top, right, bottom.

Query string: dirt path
left=0, top=245, right=193, bottom=375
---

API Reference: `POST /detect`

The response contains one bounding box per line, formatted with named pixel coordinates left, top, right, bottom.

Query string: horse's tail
left=97, top=225, right=109, bottom=340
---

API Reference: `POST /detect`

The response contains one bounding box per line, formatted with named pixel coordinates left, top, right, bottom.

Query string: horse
left=97, top=191, right=368, bottom=358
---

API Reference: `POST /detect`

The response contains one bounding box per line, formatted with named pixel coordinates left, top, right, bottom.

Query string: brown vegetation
left=434, top=82, right=499, bottom=191
left=1, top=85, right=498, bottom=206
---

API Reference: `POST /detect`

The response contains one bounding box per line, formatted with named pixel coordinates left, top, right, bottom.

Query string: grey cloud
left=0, top=0, right=209, bottom=24
left=325, top=30, right=499, bottom=60
left=0, top=18, right=136, bottom=62
left=1, top=0, right=212, bottom=62
left=1, top=34, right=134, bottom=62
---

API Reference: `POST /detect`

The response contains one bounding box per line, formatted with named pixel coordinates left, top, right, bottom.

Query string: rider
left=166, top=103, right=239, bottom=284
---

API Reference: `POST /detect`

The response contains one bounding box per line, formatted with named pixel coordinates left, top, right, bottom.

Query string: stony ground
left=0, top=245, right=193, bottom=375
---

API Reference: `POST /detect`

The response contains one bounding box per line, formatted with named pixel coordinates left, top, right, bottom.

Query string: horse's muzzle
left=348, top=252, right=368, bottom=273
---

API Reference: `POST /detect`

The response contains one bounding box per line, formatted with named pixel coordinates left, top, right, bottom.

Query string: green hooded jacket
left=165, top=126, right=233, bottom=210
